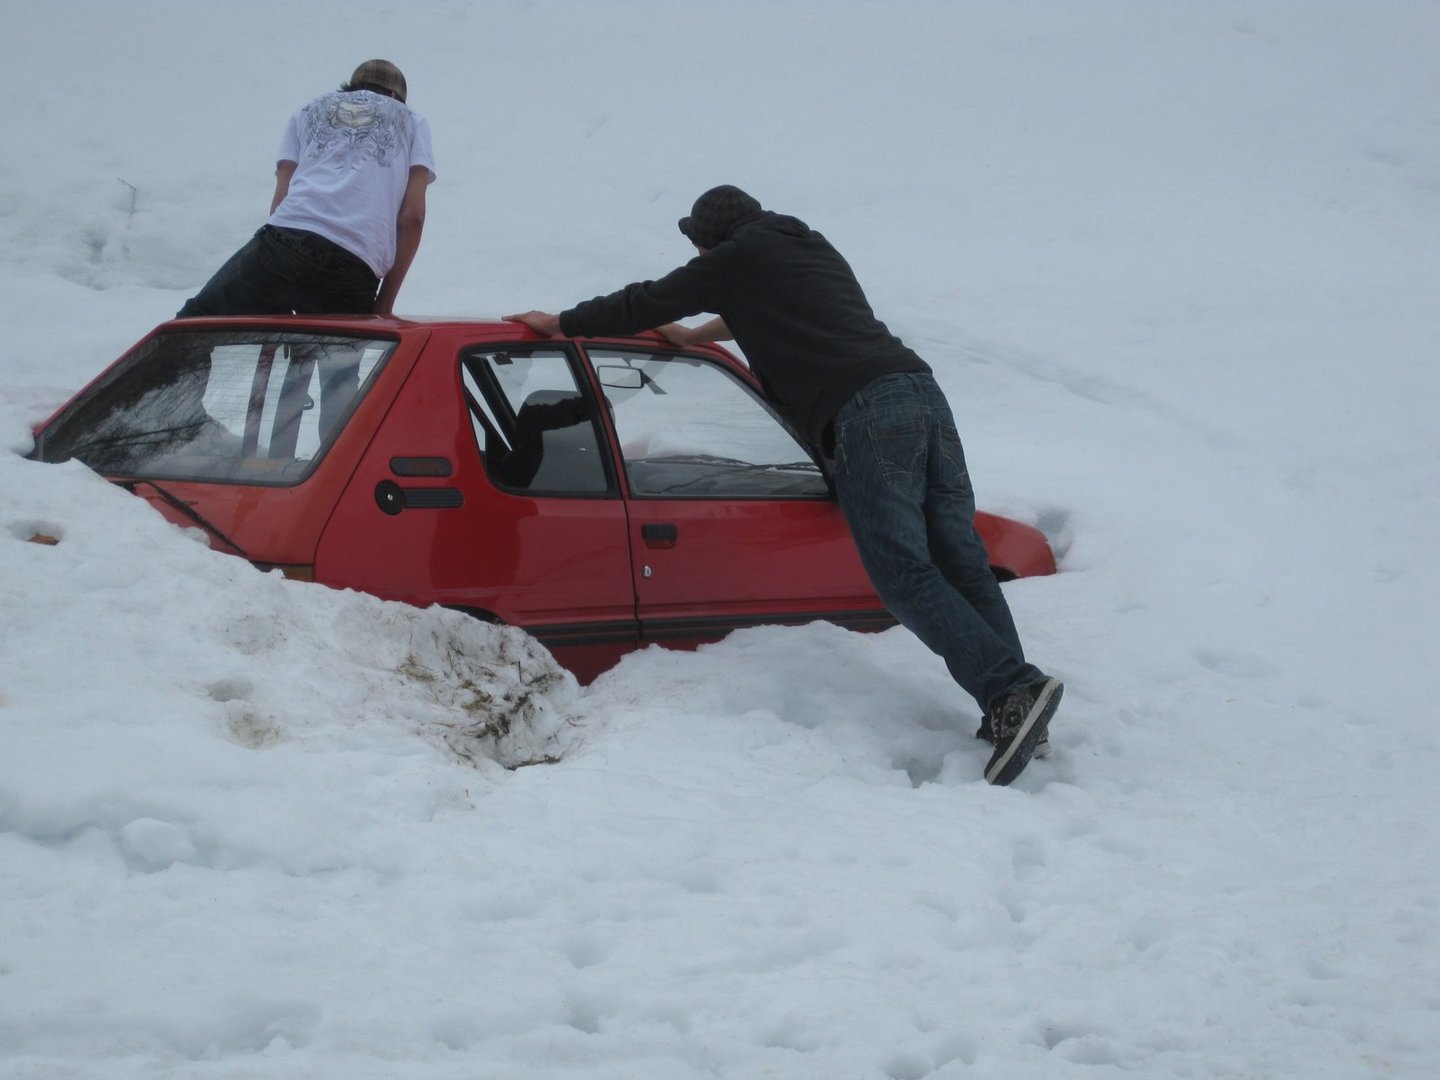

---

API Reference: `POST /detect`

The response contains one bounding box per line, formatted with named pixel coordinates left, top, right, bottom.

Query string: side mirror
left=596, top=365, right=644, bottom=391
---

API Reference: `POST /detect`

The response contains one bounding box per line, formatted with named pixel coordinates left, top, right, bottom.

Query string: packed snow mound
left=1, top=453, right=583, bottom=775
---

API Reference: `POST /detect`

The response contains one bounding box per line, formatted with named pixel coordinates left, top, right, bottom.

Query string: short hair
left=340, top=81, right=399, bottom=100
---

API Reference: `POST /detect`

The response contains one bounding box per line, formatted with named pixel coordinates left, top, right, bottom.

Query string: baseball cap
left=349, top=59, right=407, bottom=103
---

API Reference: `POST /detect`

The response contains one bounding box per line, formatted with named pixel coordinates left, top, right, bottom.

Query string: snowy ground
left=2, top=2, right=1438, bottom=1077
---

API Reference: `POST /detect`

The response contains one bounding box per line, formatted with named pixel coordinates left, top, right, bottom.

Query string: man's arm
left=655, top=317, right=731, bottom=348
left=503, top=313, right=731, bottom=346
left=507, top=252, right=724, bottom=339
left=374, top=166, right=431, bottom=316
left=270, top=160, right=297, bottom=214
left=505, top=310, right=562, bottom=336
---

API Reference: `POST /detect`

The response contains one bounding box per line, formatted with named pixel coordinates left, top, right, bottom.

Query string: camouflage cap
left=349, top=59, right=407, bottom=103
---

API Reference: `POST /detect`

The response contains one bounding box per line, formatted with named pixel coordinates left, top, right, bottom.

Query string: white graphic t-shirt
left=269, top=90, right=436, bottom=278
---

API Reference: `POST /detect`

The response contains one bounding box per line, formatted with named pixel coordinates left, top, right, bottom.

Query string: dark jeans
left=832, top=371, right=1042, bottom=712
left=177, top=225, right=379, bottom=317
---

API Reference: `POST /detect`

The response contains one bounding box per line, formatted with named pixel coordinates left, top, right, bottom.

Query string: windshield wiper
left=121, top=479, right=251, bottom=559
left=644, top=453, right=753, bottom=467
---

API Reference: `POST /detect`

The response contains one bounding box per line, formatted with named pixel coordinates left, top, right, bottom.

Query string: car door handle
left=641, top=523, right=678, bottom=548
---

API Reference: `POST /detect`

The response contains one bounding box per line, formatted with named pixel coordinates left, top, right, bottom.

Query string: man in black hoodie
left=507, top=185, right=1061, bottom=785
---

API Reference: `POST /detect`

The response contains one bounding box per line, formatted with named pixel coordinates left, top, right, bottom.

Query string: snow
left=2, top=1, right=1438, bottom=1077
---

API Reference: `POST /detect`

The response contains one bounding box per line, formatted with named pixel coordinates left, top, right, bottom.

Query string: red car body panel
left=32, top=316, right=1056, bottom=683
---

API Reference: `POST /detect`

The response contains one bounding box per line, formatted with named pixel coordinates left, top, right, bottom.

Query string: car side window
left=461, top=347, right=610, bottom=494
left=586, top=348, right=829, bottom=498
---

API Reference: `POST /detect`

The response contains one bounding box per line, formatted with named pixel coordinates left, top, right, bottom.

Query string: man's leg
left=832, top=373, right=1039, bottom=711
left=920, top=386, right=1028, bottom=660
left=176, top=227, right=298, bottom=317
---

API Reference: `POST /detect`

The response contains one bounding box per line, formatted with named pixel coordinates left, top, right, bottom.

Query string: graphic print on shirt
left=300, top=92, right=409, bottom=169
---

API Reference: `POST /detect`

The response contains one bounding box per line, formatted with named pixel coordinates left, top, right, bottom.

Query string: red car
left=29, top=317, right=1056, bottom=681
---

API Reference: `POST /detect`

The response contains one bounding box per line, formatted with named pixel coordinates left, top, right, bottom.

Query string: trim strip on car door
left=639, top=609, right=896, bottom=643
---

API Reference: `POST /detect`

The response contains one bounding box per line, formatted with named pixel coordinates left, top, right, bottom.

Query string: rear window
left=31, top=330, right=396, bottom=484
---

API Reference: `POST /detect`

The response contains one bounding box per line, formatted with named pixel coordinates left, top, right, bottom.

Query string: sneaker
left=975, top=717, right=1052, bottom=759
left=983, top=677, right=1063, bottom=786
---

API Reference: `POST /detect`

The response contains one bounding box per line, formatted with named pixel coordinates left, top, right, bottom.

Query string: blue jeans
left=177, top=225, right=379, bottom=317
left=832, top=372, right=1042, bottom=711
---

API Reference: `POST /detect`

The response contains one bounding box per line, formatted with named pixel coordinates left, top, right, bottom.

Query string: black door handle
left=641, top=523, right=678, bottom=548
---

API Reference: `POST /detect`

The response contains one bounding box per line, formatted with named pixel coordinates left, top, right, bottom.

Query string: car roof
left=154, top=313, right=689, bottom=348
left=158, top=314, right=538, bottom=332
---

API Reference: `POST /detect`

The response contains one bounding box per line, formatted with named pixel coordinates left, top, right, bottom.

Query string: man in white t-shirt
left=178, top=60, right=436, bottom=317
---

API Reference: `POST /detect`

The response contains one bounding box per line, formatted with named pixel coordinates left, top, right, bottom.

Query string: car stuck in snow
left=29, top=316, right=1056, bottom=681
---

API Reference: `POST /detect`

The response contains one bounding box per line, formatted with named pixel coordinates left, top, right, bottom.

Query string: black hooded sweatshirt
left=558, top=210, right=930, bottom=453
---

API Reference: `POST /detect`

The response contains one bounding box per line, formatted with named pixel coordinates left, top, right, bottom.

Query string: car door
left=318, top=338, right=638, bottom=680
left=583, top=345, right=890, bottom=649
left=452, top=343, right=638, bottom=668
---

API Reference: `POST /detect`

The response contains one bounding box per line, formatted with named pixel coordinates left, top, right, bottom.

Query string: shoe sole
left=976, top=728, right=1052, bottom=758
left=985, top=679, right=1063, bottom=786
left=976, top=733, right=1052, bottom=758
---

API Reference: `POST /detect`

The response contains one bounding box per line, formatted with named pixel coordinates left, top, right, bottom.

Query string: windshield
left=31, top=330, right=396, bottom=484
